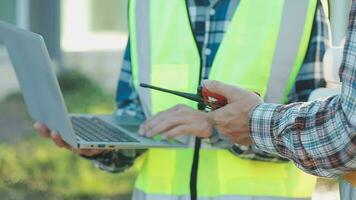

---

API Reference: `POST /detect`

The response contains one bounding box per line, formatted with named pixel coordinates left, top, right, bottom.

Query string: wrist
left=80, top=150, right=110, bottom=160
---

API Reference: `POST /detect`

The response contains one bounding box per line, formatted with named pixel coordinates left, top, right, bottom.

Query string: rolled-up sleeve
left=250, top=1, right=356, bottom=178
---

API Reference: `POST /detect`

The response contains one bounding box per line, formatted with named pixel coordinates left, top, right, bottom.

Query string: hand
left=34, top=122, right=104, bottom=157
left=139, top=105, right=214, bottom=139
left=204, top=80, right=263, bottom=145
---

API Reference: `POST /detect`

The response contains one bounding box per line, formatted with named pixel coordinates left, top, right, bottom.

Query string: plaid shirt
left=92, top=0, right=331, bottom=173
left=251, top=1, right=356, bottom=178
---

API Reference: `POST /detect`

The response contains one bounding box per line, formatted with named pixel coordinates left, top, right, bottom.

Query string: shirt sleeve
left=250, top=2, right=356, bottom=177
left=87, top=39, right=147, bottom=173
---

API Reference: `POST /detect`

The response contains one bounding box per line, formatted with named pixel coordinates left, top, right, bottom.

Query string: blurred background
left=0, top=0, right=351, bottom=199
left=0, top=0, right=138, bottom=199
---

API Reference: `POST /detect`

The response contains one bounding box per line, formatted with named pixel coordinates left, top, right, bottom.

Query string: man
left=140, top=1, right=356, bottom=200
left=36, top=0, right=330, bottom=199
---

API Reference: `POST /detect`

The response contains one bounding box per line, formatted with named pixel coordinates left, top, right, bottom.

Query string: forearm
left=250, top=95, right=356, bottom=177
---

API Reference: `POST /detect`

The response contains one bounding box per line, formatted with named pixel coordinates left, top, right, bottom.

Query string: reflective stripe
left=132, top=188, right=310, bottom=200
left=134, top=0, right=152, bottom=117
left=339, top=179, right=356, bottom=200
left=132, top=189, right=189, bottom=200
left=265, top=0, right=311, bottom=103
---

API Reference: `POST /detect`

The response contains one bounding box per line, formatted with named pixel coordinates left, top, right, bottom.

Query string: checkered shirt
left=251, top=1, right=356, bottom=177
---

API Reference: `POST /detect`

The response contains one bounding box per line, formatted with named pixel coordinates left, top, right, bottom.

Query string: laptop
left=0, top=21, right=186, bottom=149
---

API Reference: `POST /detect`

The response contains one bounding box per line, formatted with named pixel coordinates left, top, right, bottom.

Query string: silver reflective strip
left=265, top=0, right=311, bottom=103
left=132, top=188, right=310, bottom=200
left=135, top=0, right=152, bottom=117
left=132, top=189, right=190, bottom=200
left=339, top=179, right=356, bottom=200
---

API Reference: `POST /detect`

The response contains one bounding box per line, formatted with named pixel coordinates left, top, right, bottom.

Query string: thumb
left=202, top=80, right=242, bottom=101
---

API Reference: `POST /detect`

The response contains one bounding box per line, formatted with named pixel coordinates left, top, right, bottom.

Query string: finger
left=145, top=117, right=189, bottom=137
left=139, top=107, right=177, bottom=135
left=140, top=105, right=187, bottom=135
left=144, top=105, right=182, bottom=125
left=162, top=125, right=192, bottom=139
left=202, top=80, right=243, bottom=101
left=51, top=132, right=71, bottom=150
left=34, top=122, right=51, bottom=138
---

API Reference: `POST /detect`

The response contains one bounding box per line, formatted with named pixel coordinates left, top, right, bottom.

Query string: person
left=139, top=1, right=356, bottom=200
left=36, top=1, right=331, bottom=199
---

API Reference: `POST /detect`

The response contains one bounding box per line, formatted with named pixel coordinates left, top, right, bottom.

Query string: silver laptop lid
left=0, top=21, right=77, bottom=147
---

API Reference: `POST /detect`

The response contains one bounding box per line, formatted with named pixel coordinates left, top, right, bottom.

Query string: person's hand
left=139, top=105, right=214, bottom=139
left=34, top=122, right=104, bottom=157
left=204, top=80, right=263, bottom=145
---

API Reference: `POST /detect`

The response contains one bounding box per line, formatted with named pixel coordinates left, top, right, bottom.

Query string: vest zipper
left=185, top=1, right=203, bottom=200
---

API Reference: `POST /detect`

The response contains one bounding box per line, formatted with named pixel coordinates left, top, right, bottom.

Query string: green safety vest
left=129, top=0, right=319, bottom=199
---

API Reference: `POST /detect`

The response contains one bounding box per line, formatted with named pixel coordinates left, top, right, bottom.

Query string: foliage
left=0, top=139, right=137, bottom=200
left=58, top=70, right=115, bottom=114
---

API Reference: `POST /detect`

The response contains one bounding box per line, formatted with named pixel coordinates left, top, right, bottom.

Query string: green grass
left=0, top=70, right=138, bottom=200
left=56, top=70, right=115, bottom=113
left=0, top=139, right=137, bottom=200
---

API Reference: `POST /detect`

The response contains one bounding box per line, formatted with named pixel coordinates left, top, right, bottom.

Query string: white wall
left=330, top=0, right=352, bottom=46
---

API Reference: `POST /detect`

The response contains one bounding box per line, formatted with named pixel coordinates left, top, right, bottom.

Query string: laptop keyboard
left=70, top=116, right=140, bottom=143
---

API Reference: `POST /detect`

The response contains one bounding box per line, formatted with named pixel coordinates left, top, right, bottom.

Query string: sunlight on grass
left=0, top=139, right=138, bottom=199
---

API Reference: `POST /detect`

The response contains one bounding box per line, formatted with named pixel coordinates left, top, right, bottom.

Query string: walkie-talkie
left=140, top=83, right=228, bottom=110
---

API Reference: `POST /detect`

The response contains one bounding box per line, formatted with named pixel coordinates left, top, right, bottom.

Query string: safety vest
left=129, top=0, right=319, bottom=199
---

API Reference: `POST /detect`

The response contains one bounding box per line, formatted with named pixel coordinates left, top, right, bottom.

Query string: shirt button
left=204, top=48, right=211, bottom=55
left=209, top=9, right=216, bottom=16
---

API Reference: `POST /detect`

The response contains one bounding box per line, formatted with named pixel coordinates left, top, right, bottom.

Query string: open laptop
left=0, top=21, right=186, bottom=149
